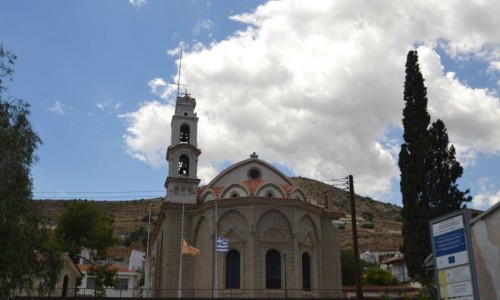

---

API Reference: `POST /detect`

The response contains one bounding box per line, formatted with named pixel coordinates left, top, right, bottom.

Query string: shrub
left=363, top=268, right=400, bottom=285
left=361, top=223, right=375, bottom=229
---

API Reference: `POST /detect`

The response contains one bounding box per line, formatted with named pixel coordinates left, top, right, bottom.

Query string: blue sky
left=1, top=1, right=499, bottom=210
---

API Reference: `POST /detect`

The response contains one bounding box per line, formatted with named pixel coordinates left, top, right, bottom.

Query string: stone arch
left=298, top=214, right=319, bottom=247
left=256, top=209, right=293, bottom=241
left=256, top=183, right=286, bottom=198
left=220, top=184, right=249, bottom=199
left=291, top=188, right=307, bottom=201
left=200, top=190, right=217, bottom=202
left=218, top=209, right=249, bottom=242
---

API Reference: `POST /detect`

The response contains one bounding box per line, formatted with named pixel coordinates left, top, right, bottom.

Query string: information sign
left=430, top=209, right=479, bottom=300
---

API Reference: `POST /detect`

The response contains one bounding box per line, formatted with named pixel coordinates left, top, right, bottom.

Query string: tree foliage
left=399, top=50, right=471, bottom=281
left=56, top=200, right=117, bottom=259
left=123, top=227, right=148, bottom=248
left=0, top=43, right=63, bottom=298
left=341, top=248, right=376, bottom=286
left=87, top=264, right=118, bottom=293
left=363, top=268, right=400, bottom=286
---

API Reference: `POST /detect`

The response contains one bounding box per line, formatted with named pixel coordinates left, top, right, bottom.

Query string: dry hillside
left=290, top=177, right=403, bottom=252
left=35, top=177, right=404, bottom=255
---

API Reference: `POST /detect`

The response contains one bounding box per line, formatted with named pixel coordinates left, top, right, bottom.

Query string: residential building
left=77, top=263, right=141, bottom=298
left=470, top=202, right=500, bottom=299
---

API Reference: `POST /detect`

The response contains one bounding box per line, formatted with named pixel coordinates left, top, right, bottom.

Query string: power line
left=34, top=190, right=164, bottom=194
left=33, top=190, right=165, bottom=200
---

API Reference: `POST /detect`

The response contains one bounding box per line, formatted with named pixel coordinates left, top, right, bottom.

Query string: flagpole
left=178, top=203, right=185, bottom=298
left=213, top=198, right=218, bottom=298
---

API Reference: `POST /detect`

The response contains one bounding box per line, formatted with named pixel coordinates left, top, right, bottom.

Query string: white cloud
left=122, top=0, right=500, bottom=202
left=119, top=101, right=173, bottom=168
left=129, top=0, right=147, bottom=9
left=490, top=61, right=500, bottom=71
left=48, top=100, right=67, bottom=115
left=472, top=178, right=500, bottom=210
left=97, top=99, right=123, bottom=113
left=97, top=99, right=112, bottom=111
left=418, top=46, right=500, bottom=164
left=193, top=19, right=215, bottom=36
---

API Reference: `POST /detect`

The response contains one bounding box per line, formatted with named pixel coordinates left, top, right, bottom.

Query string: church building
left=147, top=93, right=344, bottom=298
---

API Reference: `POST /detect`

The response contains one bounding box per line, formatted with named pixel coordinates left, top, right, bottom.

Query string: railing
left=15, top=286, right=422, bottom=299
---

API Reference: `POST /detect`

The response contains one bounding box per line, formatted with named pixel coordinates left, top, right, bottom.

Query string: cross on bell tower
left=164, top=93, right=201, bottom=203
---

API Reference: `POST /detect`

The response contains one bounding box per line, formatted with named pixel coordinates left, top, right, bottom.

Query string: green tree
left=426, top=120, right=471, bottom=215
left=56, top=200, right=117, bottom=260
left=399, top=50, right=471, bottom=281
left=87, top=264, right=118, bottom=295
left=0, top=43, right=63, bottom=298
left=363, top=268, right=400, bottom=285
left=341, top=248, right=375, bottom=285
left=123, top=227, right=147, bottom=248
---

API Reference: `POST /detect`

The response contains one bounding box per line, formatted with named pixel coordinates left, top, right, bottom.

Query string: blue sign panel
left=434, top=228, right=466, bottom=257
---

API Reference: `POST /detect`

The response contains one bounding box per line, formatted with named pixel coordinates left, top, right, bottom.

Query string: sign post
left=430, top=209, right=479, bottom=299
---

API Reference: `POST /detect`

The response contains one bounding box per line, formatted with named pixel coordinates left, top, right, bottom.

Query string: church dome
left=199, top=152, right=307, bottom=202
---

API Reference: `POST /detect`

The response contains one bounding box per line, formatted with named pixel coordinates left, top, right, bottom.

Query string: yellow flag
left=182, top=239, right=200, bottom=256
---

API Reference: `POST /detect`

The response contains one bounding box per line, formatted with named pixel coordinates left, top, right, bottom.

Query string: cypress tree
left=427, top=120, right=471, bottom=216
left=398, top=51, right=471, bottom=281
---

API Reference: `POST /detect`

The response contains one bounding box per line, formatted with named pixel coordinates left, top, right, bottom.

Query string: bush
left=123, top=227, right=147, bottom=247
left=362, top=211, right=374, bottom=221
left=363, top=268, right=400, bottom=285
left=361, top=223, right=374, bottom=229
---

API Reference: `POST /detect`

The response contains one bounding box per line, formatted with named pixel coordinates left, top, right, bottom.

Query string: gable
left=207, top=158, right=293, bottom=188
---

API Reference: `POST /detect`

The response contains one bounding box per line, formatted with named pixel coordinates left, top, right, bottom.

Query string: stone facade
left=149, top=198, right=343, bottom=298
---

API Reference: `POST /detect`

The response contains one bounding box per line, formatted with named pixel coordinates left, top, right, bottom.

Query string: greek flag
left=216, top=237, right=229, bottom=252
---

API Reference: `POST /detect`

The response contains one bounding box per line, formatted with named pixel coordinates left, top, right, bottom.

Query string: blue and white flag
left=216, top=237, right=229, bottom=252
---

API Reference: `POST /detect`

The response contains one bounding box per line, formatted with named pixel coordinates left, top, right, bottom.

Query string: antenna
left=176, top=47, right=183, bottom=97
left=171, top=46, right=188, bottom=97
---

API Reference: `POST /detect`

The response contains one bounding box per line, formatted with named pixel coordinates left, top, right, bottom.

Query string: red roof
left=77, top=264, right=129, bottom=273
left=382, top=255, right=404, bottom=264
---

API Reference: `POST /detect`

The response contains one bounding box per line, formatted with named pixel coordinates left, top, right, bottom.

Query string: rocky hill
left=35, top=177, right=404, bottom=255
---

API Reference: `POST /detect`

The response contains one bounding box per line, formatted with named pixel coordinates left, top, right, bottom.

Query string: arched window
left=226, top=250, right=240, bottom=289
left=180, top=124, right=190, bottom=144
left=266, top=249, right=281, bottom=289
left=178, top=155, right=189, bottom=176
left=302, top=252, right=311, bottom=291
left=62, top=275, right=69, bottom=297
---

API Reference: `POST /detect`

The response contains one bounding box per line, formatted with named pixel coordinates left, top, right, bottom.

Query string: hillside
left=35, top=177, right=404, bottom=254
left=290, top=177, right=403, bottom=251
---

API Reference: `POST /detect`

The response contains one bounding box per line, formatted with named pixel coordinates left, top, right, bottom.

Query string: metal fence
left=15, top=286, right=422, bottom=299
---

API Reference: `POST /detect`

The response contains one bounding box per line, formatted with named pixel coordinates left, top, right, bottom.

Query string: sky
left=1, top=0, right=499, bottom=211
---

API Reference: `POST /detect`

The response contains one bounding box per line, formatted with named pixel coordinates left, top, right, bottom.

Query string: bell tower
left=165, top=93, right=201, bottom=203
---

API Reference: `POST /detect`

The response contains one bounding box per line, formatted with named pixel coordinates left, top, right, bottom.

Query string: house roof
left=470, top=201, right=500, bottom=225
left=381, top=255, right=404, bottom=264
left=77, top=264, right=131, bottom=274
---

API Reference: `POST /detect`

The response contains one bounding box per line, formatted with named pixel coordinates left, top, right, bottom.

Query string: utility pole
left=349, top=175, right=363, bottom=300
